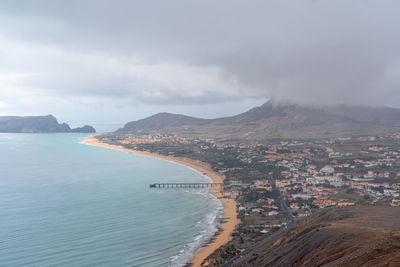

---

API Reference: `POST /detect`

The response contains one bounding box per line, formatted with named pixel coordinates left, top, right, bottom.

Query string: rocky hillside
left=116, top=101, right=400, bottom=140
left=231, top=206, right=400, bottom=267
left=0, top=115, right=96, bottom=133
left=117, top=112, right=209, bottom=134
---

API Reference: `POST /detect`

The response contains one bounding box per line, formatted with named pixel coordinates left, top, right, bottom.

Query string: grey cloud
left=0, top=0, right=400, bottom=111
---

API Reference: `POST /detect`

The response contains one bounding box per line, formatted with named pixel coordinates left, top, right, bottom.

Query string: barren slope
left=232, top=206, right=400, bottom=267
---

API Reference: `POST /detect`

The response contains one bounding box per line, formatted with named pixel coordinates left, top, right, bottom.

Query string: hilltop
left=118, top=112, right=209, bottom=134
left=116, top=101, right=400, bottom=140
left=0, top=115, right=96, bottom=133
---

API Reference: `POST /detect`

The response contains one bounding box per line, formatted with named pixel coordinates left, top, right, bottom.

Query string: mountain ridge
left=116, top=101, right=400, bottom=140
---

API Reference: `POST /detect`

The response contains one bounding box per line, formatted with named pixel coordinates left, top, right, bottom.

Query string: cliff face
left=232, top=206, right=400, bottom=267
left=0, top=115, right=96, bottom=133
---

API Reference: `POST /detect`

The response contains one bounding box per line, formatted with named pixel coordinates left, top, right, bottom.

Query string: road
left=268, top=176, right=295, bottom=228
left=222, top=176, right=294, bottom=266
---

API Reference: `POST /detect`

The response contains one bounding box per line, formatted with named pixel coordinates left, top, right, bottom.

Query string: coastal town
left=95, top=132, right=400, bottom=266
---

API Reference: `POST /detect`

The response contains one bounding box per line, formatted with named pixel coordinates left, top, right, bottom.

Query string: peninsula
left=0, top=115, right=96, bottom=133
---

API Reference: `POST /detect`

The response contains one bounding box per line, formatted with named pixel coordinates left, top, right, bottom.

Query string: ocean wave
left=168, top=190, right=223, bottom=267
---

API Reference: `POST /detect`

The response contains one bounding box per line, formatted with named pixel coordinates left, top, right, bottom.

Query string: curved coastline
left=82, top=136, right=239, bottom=267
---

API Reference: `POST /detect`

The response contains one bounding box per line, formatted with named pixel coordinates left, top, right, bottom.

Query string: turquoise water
left=0, top=134, right=222, bottom=266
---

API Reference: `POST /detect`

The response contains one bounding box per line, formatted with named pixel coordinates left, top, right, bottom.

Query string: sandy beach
left=83, top=136, right=239, bottom=267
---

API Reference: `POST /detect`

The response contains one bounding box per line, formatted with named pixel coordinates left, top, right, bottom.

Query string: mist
left=1, top=0, right=399, bottom=122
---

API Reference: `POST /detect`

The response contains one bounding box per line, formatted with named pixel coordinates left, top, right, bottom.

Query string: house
left=390, top=199, right=399, bottom=207
left=384, top=189, right=399, bottom=197
left=276, top=180, right=291, bottom=187
left=266, top=198, right=275, bottom=204
left=297, top=210, right=311, bottom=217
left=254, top=179, right=269, bottom=186
left=308, top=190, right=321, bottom=196
left=325, top=200, right=337, bottom=206
left=292, top=194, right=312, bottom=199
left=252, top=208, right=263, bottom=214
left=312, top=199, right=325, bottom=208
left=320, top=165, right=335, bottom=174
left=231, top=190, right=243, bottom=198
left=338, top=201, right=355, bottom=207
left=263, top=205, right=278, bottom=210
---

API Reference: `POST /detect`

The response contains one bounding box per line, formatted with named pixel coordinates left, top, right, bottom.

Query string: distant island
left=0, top=115, right=96, bottom=133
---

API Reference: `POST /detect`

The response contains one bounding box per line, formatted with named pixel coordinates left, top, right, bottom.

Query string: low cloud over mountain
left=1, top=1, right=400, bottom=120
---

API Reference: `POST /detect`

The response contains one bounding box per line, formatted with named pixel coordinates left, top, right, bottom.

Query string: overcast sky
left=0, top=0, right=399, bottom=130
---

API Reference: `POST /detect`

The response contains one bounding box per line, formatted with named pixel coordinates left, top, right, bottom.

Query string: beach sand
left=83, top=136, right=239, bottom=267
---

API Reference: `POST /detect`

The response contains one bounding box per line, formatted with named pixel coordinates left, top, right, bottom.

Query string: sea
left=0, top=133, right=223, bottom=266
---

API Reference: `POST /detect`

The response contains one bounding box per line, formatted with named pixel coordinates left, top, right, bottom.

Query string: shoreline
left=82, top=136, right=239, bottom=267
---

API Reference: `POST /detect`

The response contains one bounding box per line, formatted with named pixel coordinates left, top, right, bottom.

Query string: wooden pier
left=149, top=183, right=222, bottom=188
